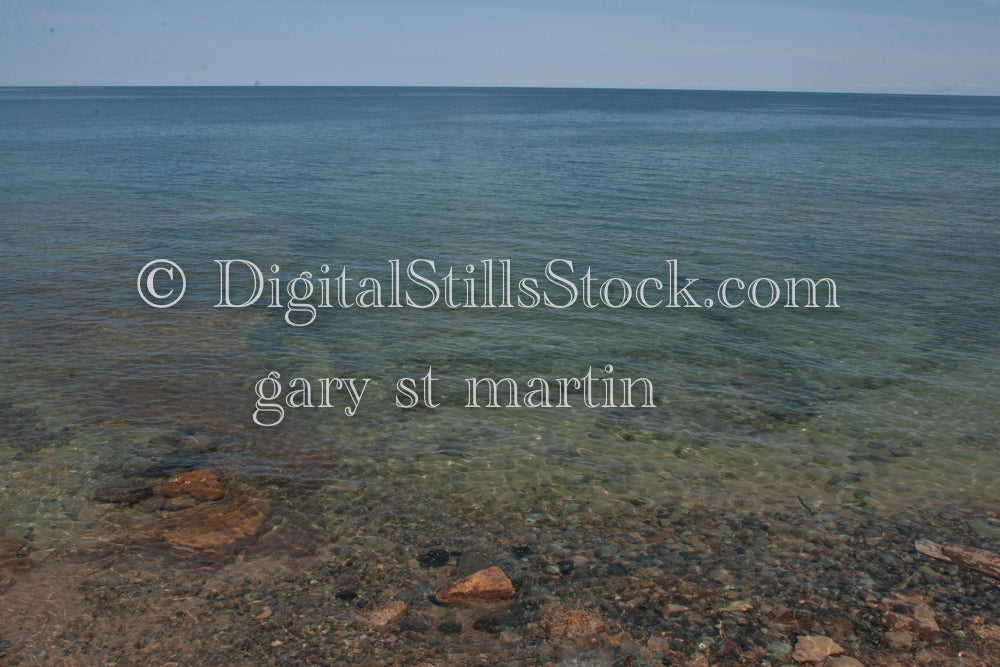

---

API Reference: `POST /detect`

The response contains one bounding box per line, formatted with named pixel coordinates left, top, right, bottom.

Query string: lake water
left=0, top=86, right=998, bottom=662
left=3, top=87, right=997, bottom=516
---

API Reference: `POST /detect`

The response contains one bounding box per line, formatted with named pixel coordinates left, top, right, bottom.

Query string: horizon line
left=1, top=84, right=998, bottom=99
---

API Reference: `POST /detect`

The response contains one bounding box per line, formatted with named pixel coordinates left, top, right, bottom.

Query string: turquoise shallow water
left=1, top=87, right=999, bottom=532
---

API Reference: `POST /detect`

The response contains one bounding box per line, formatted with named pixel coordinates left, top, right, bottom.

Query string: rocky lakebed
left=1, top=431, right=999, bottom=666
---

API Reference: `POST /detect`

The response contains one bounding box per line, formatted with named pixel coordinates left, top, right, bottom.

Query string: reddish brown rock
left=792, top=635, right=844, bottom=663
left=148, top=496, right=269, bottom=552
left=828, top=658, right=866, bottom=667
left=823, top=616, right=856, bottom=641
left=435, top=566, right=515, bottom=605
left=718, top=599, right=753, bottom=612
left=880, top=591, right=940, bottom=637
left=773, top=611, right=814, bottom=632
left=163, top=469, right=224, bottom=501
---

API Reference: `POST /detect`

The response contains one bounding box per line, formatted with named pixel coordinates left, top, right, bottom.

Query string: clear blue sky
left=2, top=0, right=999, bottom=94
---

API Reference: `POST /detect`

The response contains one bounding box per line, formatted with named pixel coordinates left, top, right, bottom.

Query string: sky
left=2, top=0, right=999, bottom=94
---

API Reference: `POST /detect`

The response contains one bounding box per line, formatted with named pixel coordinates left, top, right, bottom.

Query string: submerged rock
left=361, top=600, right=408, bottom=630
left=792, top=635, right=844, bottom=662
left=163, top=468, right=224, bottom=501
left=435, top=566, right=515, bottom=605
left=880, top=590, right=940, bottom=636
left=416, top=548, right=450, bottom=568
left=827, top=658, right=866, bottom=667
left=148, top=496, right=269, bottom=552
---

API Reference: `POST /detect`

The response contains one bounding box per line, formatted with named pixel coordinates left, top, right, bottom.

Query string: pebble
left=556, top=560, right=575, bottom=575
left=718, top=599, right=753, bottom=612
left=361, top=600, right=408, bottom=630
left=416, top=548, right=450, bottom=568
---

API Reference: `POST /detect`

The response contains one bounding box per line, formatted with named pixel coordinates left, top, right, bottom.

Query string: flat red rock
left=792, top=635, right=844, bottom=663
left=149, top=496, right=269, bottom=552
left=435, top=566, right=515, bottom=605
left=880, top=590, right=940, bottom=636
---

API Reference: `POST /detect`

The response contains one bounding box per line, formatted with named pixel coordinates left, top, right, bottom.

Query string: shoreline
left=2, top=471, right=998, bottom=666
